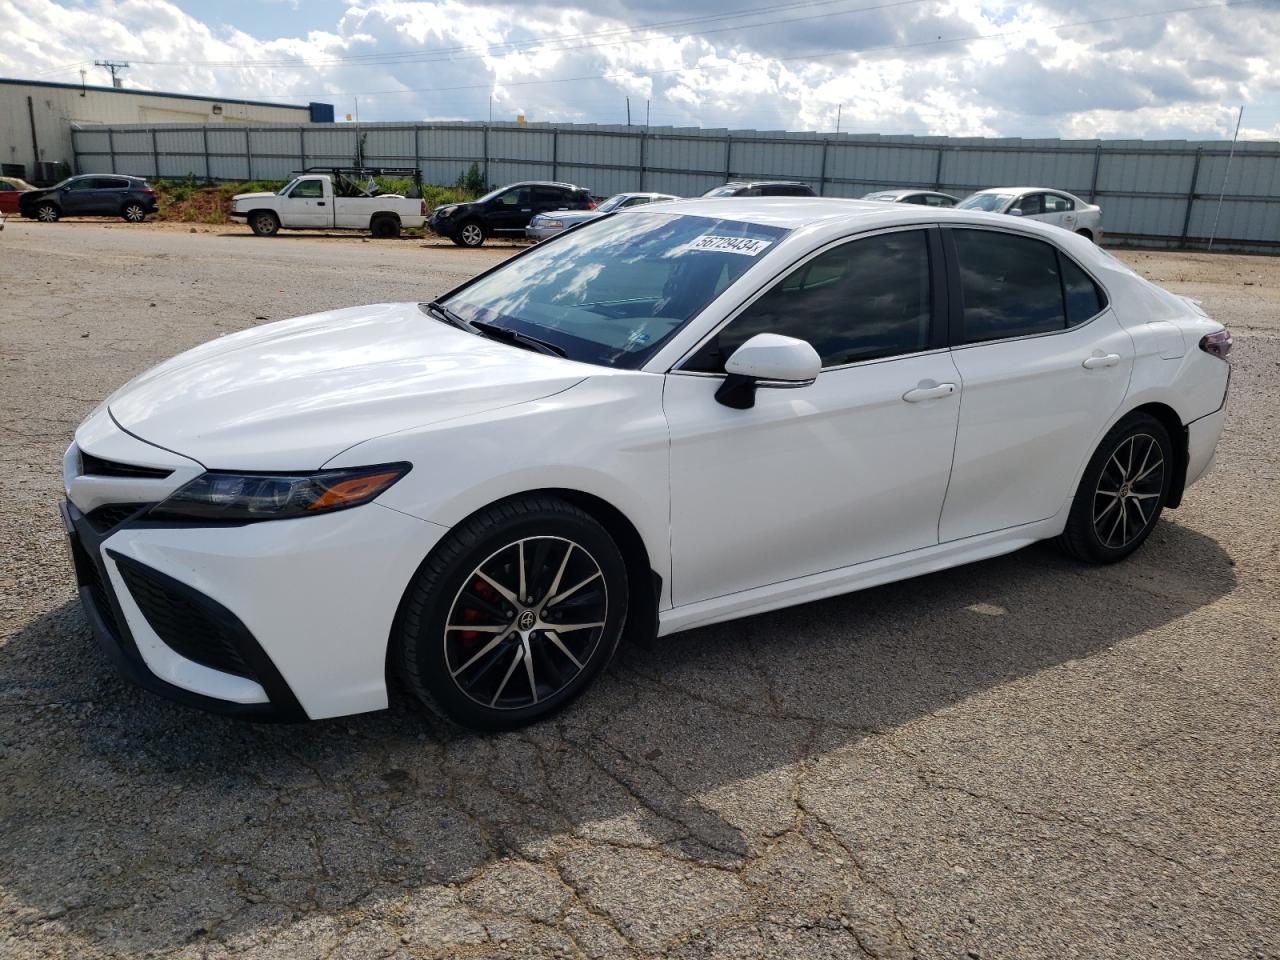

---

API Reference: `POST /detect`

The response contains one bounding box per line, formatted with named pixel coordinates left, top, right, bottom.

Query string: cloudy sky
left=5, top=0, right=1280, bottom=140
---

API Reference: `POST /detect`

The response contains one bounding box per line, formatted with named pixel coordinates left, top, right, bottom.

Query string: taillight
left=587, top=200, right=596, bottom=209
left=1199, top=328, right=1232, bottom=360
left=143, top=188, right=156, bottom=195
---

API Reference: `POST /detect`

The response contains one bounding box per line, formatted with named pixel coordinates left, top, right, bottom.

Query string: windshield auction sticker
left=685, top=235, right=772, bottom=256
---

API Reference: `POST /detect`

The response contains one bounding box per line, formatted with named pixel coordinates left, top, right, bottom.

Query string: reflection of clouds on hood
left=6, top=0, right=1280, bottom=139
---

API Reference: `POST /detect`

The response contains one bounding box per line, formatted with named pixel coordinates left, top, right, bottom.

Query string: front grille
left=86, top=502, right=151, bottom=534
left=80, top=452, right=172, bottom=480
left=70, top=535, right=123, bottom=639
left=115, top=561, right=254, bottom=679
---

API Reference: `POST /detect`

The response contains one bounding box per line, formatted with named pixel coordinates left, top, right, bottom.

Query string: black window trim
left=939, top=224, right=1111, bottom=350
left=670, top=223, right=950, bottom=377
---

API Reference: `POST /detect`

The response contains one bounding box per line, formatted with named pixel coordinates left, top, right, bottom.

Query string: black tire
left=122, top=203, right=147, bottom=223
left=1058, top=412, right=1173, bottom=563
left=370, top=214, right=400, bottom=238
left=395, top=495, right=628, bottom=730
left=456, top=219, right=486, bottom=247
left=35, top=202, right=59, bottom=223
left=249, top=210, right=280, bottom=237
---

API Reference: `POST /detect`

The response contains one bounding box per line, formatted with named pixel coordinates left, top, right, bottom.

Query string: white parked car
left=958, top=187, right=1103, bottom=242
left=526, top=192, right=680, bottom=240
left=61, top=199, right=1230, bottom=729
left=862, top=188, right=959, bottom=207
left=230, top=171, right=426, bottom=238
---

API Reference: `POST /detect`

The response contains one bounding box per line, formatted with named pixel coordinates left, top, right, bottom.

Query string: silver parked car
left=862, top=188, right=959, bottom=207
left=958, top=188, right=1103, bottom=243
left=526, top=192, right=679, bottom=240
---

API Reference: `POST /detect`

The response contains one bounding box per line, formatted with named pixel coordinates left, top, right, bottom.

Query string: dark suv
left=428, top=181, right=594, bottom=247
left=19, top=174, right=158, bottom=223
left=701, top=181, right=816, bottom=198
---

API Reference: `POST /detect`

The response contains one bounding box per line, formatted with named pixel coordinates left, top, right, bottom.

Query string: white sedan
left=958, top=187, right=1103, bottom=242
left=61, top=199, right=1230, bottom=729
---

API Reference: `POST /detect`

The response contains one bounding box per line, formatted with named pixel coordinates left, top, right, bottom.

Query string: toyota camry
left=61, top=198, right=1231, bottom=729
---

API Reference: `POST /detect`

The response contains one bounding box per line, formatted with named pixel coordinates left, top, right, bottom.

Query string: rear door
left=938, top=227, right=1131, bottom=542
left=1044, top=192, right=1077, bottom=231
left=0, top=182, right=17, bottom=213
left=533, top=186, right=570, bottom=217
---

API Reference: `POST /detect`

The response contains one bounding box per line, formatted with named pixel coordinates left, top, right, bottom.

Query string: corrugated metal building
left=0, top=77, right=333, bottom=182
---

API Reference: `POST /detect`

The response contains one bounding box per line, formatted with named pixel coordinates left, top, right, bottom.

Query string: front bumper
left=427, top=214, right=458, bottom=237
left=525, top=223, right=564, bottom=241
left=62, top=492, right=446, bottom=721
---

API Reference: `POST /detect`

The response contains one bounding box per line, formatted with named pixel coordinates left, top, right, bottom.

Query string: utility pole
left=626, top=97, right=631, bottom=126
left=94, top=60, right=130, bottom=88
left=835, top=104, right=842, bottom=135
left=645, top=99, right=650, bottom=129
left=1208, top=105, right=1244, bottom=252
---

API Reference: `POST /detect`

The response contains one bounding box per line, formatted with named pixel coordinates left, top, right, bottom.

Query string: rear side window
left=1044, top=193, right=1074, bottom=213
left=952, top=229, right=1106, bottom=342
left=1062, top=256, right=1105, bottom=324
left=97, top=178, right=129, bottom=189
left=685, top=229, right=933, bottom=371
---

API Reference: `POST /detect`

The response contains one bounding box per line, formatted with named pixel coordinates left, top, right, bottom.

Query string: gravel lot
left=1, top=221, right=1276, bottom=960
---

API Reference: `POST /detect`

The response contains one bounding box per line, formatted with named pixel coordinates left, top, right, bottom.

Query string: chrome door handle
left=1082, top=353, right=1120, bottom=369
left=902, top=382, right=957, bottom=402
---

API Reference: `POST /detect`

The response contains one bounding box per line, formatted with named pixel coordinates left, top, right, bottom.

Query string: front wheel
left=395, top=496, right=628, bottom=730
left=249, top=211, right=280, bottom=237
left=1058, top=412, right=1172, bottom=563
left=122, top=203, right=147, bottom=223
left=457, top=220, right=486, bottom=247
left=35, top=202, right=59, bottom=223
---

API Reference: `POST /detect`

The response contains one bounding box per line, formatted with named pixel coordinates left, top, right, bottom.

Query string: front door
left=938, top=227, right=1133, bottom=542
left=664, top=227, right=962, bottom=605
left=60, top=178, right=99, bottom=215
left=281, top=178, right=329, bottom=227
left=486, top=187, right=532, bottom=234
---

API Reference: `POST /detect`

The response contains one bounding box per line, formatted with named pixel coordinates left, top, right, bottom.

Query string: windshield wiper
left=423, top=300, right=475, bottom=332
left=469, top=320, right=567, bottom=358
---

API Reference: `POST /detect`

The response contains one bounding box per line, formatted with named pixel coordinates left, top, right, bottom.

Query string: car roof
left=626, top=195, right=1094, bottom=234
left=507, top=181, right=585, bottom=189
left=721, top=180, right=811, bottom=188
left=972, top=186, right=1077, bottom=196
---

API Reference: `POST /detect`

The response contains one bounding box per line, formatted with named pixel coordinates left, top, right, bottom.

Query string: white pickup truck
left=230, top=172, right=426, bottom=238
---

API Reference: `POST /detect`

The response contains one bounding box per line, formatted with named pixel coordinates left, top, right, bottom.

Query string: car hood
left=231, top=191, right=276, bottom=203
left=539, top=210, right=598, bottom=224
left=104, top=302, right=591, bottom=471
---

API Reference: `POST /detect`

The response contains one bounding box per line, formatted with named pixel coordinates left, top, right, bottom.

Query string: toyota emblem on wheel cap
left=517, top=610, right=536, bottom=630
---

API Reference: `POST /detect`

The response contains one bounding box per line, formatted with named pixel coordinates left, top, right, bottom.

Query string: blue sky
left=4, top=0, right=1280, bottom=139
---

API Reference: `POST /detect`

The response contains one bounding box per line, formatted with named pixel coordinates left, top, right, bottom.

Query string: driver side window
left=683, top=229, right=935, bottom=372
left=495, top=189, right=528, bottom=207
left=289, top=179, right=324, bottom=198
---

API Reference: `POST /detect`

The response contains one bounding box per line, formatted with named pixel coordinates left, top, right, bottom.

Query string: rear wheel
left=122, top=203, right=147, bottom=223
left=1058, top=412, right=1172, bottom=563
left=395, top=495, right=628, bottom=730
left=35, top=202, right=59, bottom=223
left=370, top=214, right=401, bottom=238
left=249, top=211, right=280, bottom=237
left=457, top=220, right=486, bottom=247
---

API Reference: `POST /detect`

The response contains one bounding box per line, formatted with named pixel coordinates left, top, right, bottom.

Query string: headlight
left=436, top=205, right=458, bottom=218
left=541, top=220, right=564, bottom=229
left=149, top=463, right=411, bottom=522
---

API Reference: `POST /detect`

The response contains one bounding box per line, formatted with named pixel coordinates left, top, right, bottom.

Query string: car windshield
left=596, top=194, right=630, bottom=212
left=958, top=193, right=1014, bottom=212
left=701, top=186, right=741, bottom=198
left=442, top=212, right=790, bottom=369
left=476, top=184, right=520, bottom=203
left=863, top=193, right=897, bottom=201
left=277, top=178, right=300, bottom=196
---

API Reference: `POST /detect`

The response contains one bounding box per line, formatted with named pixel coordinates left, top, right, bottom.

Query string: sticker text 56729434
left=684, top=235, right=772, bottom=256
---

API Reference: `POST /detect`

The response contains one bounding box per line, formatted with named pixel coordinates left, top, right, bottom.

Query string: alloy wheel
left=1093, top=432, right=1164, bottom=549
left=460, top=223, right=484, bottom=246
left=123, top=204, right=145, bottom=222
left=37, top=205, right=58, bottom=222
left=444, top=536, right=607, bottom=710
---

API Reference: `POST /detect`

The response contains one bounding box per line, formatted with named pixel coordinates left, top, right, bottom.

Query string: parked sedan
left=702, top=181, right=816, bottom=198
left=61, top=199, right=1228, bottom=730
left=862, top=188, right=959, bottom=207
left=0, top=176, right=34, bottom=214
left=19, top=174, right=157, bottom=223
left=958, top=187, right=1102, bottom=242
left=526, top=192, right=679, bottom=240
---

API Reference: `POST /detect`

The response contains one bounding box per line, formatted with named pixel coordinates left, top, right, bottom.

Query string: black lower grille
left=86, top=502, right=151, bottom=534
left=115, top=561, right=254, bottom=679
left=72, top=536, right=123, bottom=639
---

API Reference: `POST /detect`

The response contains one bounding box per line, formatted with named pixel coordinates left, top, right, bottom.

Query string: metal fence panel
left=70, top=119, right=1280, bottom=251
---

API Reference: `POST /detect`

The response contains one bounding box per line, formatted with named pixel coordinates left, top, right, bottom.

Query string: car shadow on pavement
left=0, top=521, right=1236, bottom=954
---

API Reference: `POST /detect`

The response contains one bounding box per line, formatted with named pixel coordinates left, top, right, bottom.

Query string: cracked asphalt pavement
left=1, top=222, right=1277, bottom=959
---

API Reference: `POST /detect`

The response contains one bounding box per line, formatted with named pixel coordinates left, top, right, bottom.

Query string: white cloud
left=1, top=0, right=1278, bottom=139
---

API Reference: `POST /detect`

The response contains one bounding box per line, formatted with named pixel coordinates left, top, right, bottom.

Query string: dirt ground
left=0, top=222, right=1276, bottom=960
